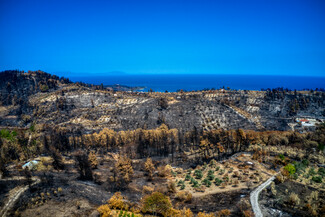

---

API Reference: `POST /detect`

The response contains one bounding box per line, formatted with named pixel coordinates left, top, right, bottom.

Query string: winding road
left=0, top=176, right=40, bottom=217
left=250, top=176, right=276, bottom=217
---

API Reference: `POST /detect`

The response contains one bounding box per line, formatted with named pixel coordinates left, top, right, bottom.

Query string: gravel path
left=0, top=177, right=40, bottom=217
left=250, top=176, right=275, bottom=217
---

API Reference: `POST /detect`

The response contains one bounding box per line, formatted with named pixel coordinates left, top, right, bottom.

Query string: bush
left=167, top=181, right=176, bottom=193
left=278, top=154, right=285, bottom=161
left=108, top=192, right=128, bottom=210
left=185, top=174, right=191, bottom=181
left=194, top=169, right=203, bottom=179
left=312, top=176, right=322, bottom=183
left=202, top=178, right=211, bottom=187
left=309, top=167, right=317, bottom=176
left=217, top=209, right=231, bottom=217
left=318, top=167, right=325, bottom=177
left=284, top=163, right=296, bottom=175
left=143, top=185, right=154, bottom=194
left=144, top=158, right=155, bottom=180
left=302, top=159, right=310, bottom=167
left=288, top=192, right=300, bottom=206
left=175, top=191, right=192, bottom=202
left=207, top=173, right=215, bottom=181
left=157, top=165, right=171, bottom=177
left=88, top=151, right=98, bottom=169
left=191, top=178, right=199, bottom=188
left=97, top=204, right=111, bottom=217
left=141, top=192, right=172, bottom=216
left=215, top=178, right=223, bottom=186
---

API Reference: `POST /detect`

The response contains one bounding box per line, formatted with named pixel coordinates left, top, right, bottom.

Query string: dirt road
left=250, top=176, right=275, bottom=217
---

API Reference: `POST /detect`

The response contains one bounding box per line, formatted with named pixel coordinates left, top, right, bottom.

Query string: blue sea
left=69, top=74, right=325, bottom=92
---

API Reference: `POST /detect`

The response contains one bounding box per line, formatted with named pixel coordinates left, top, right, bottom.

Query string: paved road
left=250, top=176, right=276, bottom=217
left=0, top=176, right=40, bottom=217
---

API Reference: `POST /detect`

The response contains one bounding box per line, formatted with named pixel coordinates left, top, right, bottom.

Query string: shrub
left=185, top=174, right=191, bottom=181
left=143, top=185, right=154, bottom=194
left=207, top=173, right=215, bottom=181
left=175, top=191, right=192, bottom=202
left=312, top=176, right=322, bottom=183
left=144, top=158, right=155, bottom=180
left=88, top=151, right=98, bottom=169
left=318, top=167, right=325, bottom=177
left=302, top=159, right=310, bottom=167
left=215, top=166, right=220, bottom=171
left=202, top=178, right=211, bottom=187
left=141, top=192, right=172, bottom=216
left=278, top=154, right=285, bottom=161
left=217, top=209, right=231, bottom=217
left=284, top=163, right=296, bottom=175
left=108, top=192, right=128, bottom=210
left=167, top=181, right=176, bottom=193
left=179, top=207, right=194, bottom=217
left=209, top=159, right=217, bottom=167
left=215, top=178, right=223, bottom=186
left=157, top=165, right=171, bottom=177
left=97, top=204, right=111, bottom=217
left=288, top=192, right=300, bottom=206
left=194, top=169, right=203, bottom=179
left=309, top=167, right=317, bottom=176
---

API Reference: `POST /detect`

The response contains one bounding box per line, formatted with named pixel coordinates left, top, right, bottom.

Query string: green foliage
left=284, top=163, right=296, bottom=175
left=302, top=159, right=309, bottom=167
left=309, top=167, right=317, bottom=176
left=318, top=167, right=325, bottom=177
left=194, top=169, right=203, bottom=179
left=293, top=161, right=307, bottom=175
left=29, top=124, right=35, bottom=133
left=190, top=177, right=199, bottom=187
left=0, top=129, right=17, bottom=141
left=207, top=170, right=215, bottom=180
left=215, top=178, right=223, bottom=186
left=202, top=178, right=211, bottom=187
left=318, top=143, right=325, bottom=151
left=215, top=166, right=220, bottom=171
left=171, top=170, right=177, bottom=177
left=312, top=176, right=322, bottom=183
left=278, top=154, right=285, bottom=161
left=177, top=180, right=185, bottom=190
left=185, top=174, right=191, bottom=181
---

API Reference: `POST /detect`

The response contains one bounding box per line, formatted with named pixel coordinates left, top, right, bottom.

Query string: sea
left=69, top=74, right=325, bottom=92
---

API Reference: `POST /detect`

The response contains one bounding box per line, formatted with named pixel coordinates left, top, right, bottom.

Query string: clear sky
left=0, top=0, right=325, bottom=76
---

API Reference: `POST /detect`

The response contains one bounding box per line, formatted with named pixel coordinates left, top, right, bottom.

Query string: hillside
left=0, top=70, right=324, bottom=133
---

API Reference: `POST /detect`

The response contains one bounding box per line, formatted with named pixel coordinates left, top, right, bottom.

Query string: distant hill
left=0, top=70, right=324, bottom=133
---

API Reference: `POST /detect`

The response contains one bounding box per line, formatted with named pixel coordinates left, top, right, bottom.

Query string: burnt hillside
left=0, top=70, right=324, bottom=133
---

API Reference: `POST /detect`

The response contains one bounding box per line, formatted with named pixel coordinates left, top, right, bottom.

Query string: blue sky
left=0, top=0, right=325, bottom=76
